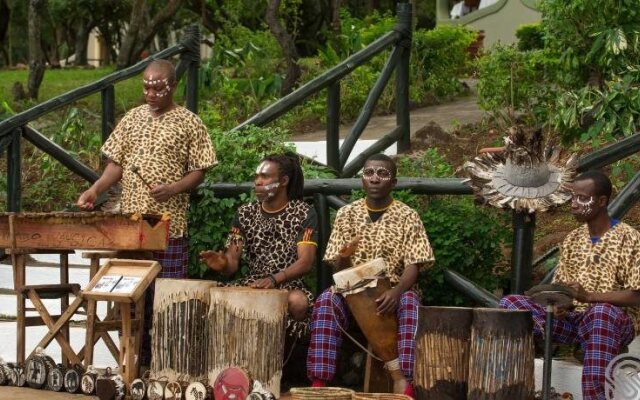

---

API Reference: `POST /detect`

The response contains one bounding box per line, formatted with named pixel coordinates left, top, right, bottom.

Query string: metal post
left=314, top=193, right=332, bottom=294
left=101, top=85, right=115, bottom=144
left=327, top=82, right=340, bottom=173
left=7, top=128, right=22, bottom=211
left=183, top=25, right=201, bottom=113
left=395, top=2, right=412, bottom=153
left=511, top=210, right=535, bottom=294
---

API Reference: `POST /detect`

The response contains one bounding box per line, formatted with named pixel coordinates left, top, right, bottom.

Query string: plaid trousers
left=141, top=236, right=189, bottom=365
left=500, top=294, right=635, bottom=400
left=306, top=288, right=420, bottom=382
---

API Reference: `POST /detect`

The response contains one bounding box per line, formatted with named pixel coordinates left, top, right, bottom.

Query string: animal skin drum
left=130, top=377, right=148, bottom=400
left=212, top=366, right=252, bottom=400
left=81, top=366, right=99, bottom=395
left=151, top=279, right=219, bottom=382
left=64, top=364, right=84, bottom=394
left=47, top=363, right=67, bottom=392
left=185, top=381, right=211, bottom=400
left=25, top=353, right=55, bottom=389
left=12, top=364, right=26, bottom=387
left=208, top=287, right=288, bottom=398
left=414, top=306, right=474, bottom=400
left=467, top=308, right=535, bottom=400
left=333, top=258, right=406, bottom=393
left=147, top=377, right=169, bottom=400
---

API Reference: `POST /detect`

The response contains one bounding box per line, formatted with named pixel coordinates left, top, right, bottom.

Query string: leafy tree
left=27, top=0, right=47, bottom=99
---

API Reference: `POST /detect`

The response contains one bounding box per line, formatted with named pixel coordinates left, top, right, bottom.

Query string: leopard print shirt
left=102, top=105, right=217, bottom=238
left=553, top=221, right=640, bottom=332
left=225, top=200, right=317, bottom=337
left=324, top=199, right=435, bottom=288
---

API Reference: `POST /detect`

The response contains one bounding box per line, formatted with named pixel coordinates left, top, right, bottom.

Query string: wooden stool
left=364, top=346, right=393, bottom=393
left=17, top=283, right=85, bottom=366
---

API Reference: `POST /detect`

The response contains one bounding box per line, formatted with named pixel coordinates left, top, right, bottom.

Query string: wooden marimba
left=0, top=212, right=169, bottom=365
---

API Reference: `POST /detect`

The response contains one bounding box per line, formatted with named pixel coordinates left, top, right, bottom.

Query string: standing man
left=77, top=59, right=217, bottom=366
left=200, top=154, right=316, bottom=338
left=500, top=170, right=640, bottom=400
left=306, top=154, right=435, bottom=397
left=77, top=59, right=217, bottom=277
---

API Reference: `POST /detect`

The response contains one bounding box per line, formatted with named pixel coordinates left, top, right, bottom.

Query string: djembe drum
left=151, top=279, right=219, bottom=382
left=208, top=287, right=288, bottom=398
left=332, top=258, right=407, bottom=393
left=414, top=306, right=474, bottom=400
left=467, top=309, right=534, bottom=400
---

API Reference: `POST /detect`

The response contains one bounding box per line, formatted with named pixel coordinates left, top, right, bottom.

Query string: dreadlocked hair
left=262, top=152, right=305, bottom=200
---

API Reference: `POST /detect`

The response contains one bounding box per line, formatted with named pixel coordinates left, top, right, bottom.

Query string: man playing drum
left=306, top=154, right=434, bottom=397
left=501, top=170, right=640, bottom=400
left=200, top=153, right=317, bottom=338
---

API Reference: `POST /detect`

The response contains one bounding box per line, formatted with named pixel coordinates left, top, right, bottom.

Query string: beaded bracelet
left=268, top=274, right=278, bottom=287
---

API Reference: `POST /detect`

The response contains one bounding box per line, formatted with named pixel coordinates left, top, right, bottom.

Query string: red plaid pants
left=307, top=288, right=420, bottom=382
left=500, top=294, right=635, bottom=400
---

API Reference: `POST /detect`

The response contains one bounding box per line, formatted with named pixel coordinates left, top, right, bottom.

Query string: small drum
left=165, top=380, right=187, bottom=400
left=130, top=377, right=148, bottom=400
left=81, top=365, right=99, bottom=395
left=0, top=363, right=8, bottom=386
left=11, top=364, right=26, bottom=387
left=147, top=376, right=169, bottom=400
left=96, top=368, right=126, bottom=400
left=333, top=258, right=406, bottom=392
left=208, top=287, right=288, bottom=398
left=5, top=364, right=17, bottom=387
left=47, top=363, right=67, bottom=391
left=414, top=306, right=473, bottom=400
left=467, top=308, right=535, bottom=400
left=25, top=352, right=55, bottom=389
left=212, top=366, right=252, bottom=400
left=185, top=381, right=211, bottom=400
left=64, top=364, right=84, bottom=394
left=151, top=279, right=218, bottom=382
left=289, top=387, right=355, bottom=399
left=247, top=380, right=275, bottom=400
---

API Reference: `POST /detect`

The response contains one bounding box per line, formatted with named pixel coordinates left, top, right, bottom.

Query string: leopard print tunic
left=225, top=200, right=317, bottom=337
left=102, top=104, right=217, bottom=238
left=324, top=198, right=434, bottom=290
left=553, top=221, right=640, bottom=332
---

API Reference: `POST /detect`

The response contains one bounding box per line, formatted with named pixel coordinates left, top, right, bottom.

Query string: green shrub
left=412, top=25, right=476, bottom=99
left=516, top=23, right=544, bottom=51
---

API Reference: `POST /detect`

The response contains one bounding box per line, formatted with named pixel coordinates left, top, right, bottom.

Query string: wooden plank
left=120, top=302, right=134, bottom=385
left=84, top=300, right=96, bottom=367
left=15, top=254, right=25, bottom=364
left=31, top=295, right=84, bottom=354
left=0, top=214, right=169, bottom=250
left=26, top=290, right=82, bottom=365
left=60, top=253, right=70, bottom=367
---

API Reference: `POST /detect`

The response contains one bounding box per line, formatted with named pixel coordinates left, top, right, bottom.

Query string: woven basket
left=290, top=387, right=355, bottom=400
left=352, top=394, right=412, bottom=400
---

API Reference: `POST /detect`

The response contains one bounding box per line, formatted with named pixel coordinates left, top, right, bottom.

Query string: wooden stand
left=83, top=259, right=160, bottom=385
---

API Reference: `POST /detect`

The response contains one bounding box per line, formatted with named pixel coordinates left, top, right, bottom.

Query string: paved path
left=293, top=88, right=485, bottom=142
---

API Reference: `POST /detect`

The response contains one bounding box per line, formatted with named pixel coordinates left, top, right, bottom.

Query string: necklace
left=262, top=201, right=288, bottom=214
left=365, top=199, right=394, bottom=212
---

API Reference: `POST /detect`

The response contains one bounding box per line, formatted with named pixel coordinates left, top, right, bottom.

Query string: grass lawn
left=0, top=67, right=153, bottom=118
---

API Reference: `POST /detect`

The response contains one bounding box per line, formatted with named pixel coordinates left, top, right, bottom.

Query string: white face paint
left=576, top=195, right=595, bottom=216
left=255, top=162, right=270, bottom=175
left=142, top=77, right=171, bottom=98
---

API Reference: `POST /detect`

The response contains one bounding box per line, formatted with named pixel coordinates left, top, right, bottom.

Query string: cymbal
left=525, top=283, right=576, bottom=307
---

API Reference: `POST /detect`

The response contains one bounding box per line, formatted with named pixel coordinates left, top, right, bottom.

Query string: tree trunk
left=27, top=0, right=47, bottom=100
left=116, top=0, right=185, bottom=69
left=74, top=23, right=91, bottom=66
left=330, top=0, right=341, bottom=33
left=266, top=0, right=301, bottom=96
left=0, top=0, right=9, bottom=66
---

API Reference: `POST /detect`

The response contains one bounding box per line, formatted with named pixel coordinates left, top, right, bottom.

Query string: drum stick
left=130, top=166, right=153, bottom=189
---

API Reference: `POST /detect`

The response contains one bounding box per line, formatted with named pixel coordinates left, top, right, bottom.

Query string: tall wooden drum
left=467, top=309, right=534, bottom=400
left=151, top=279, right=218, bottom=381
left=208, top=287, right=288, bottom=398
left=414, top=306, right=473, bottom=400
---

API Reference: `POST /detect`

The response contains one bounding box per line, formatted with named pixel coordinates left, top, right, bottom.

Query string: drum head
left=130, top=378, right=147, bottom=400
left=81, top=373, right=96, bottom=395
left=147, top=380, right=167, bottom=400
left=213, top=367, right=251, bottom=400
left=26, top=357, right=48, bottom=389
left=185, top=381, right=208, bottom=400
left=525, top=283, right=575, bottom=307
left=64, top=369, right=81, bottom=393
left=48, top=368, right=64, bottom=391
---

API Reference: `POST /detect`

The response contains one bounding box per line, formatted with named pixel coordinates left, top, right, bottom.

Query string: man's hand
left=151, top=184, right=176, bottom=203
left=200, top=250, right=228, bottom=272
left=375, top=287, right=401, bottom=315
left=339, top=235, right=361, bottom=259
left=77, top=188, right=98, bottom=210
left=250, top=277, right=276, bottom=289
left=566, top=281, right=590, bottom=303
